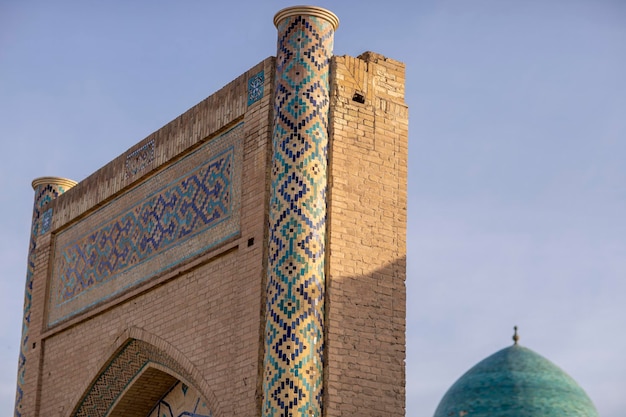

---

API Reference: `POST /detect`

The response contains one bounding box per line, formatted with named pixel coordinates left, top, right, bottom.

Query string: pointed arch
left=67, top=327, right=222, bottom=417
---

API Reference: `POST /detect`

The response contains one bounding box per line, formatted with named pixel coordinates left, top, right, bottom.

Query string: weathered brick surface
left=325, top=52, right=409, bottom=417
left=19, top=58, right=275, bottom=417
left=16, top=50, right=407, bottom=417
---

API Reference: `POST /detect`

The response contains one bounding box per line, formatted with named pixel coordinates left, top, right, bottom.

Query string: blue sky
left=1, top=1, right=625, bottom=416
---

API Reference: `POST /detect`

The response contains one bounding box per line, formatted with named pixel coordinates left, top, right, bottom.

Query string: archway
left=69, top=336, right=220, bottom=417
left=110, top=365, right=212, bottom=417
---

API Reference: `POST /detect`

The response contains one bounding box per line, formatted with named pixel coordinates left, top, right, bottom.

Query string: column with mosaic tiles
left=263, top=6, right=339, bottom=417
left=14, top=177, right=76, bottom=417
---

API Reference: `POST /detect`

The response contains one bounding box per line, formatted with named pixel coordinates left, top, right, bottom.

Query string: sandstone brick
left=14, top=45, right=406, bottom=417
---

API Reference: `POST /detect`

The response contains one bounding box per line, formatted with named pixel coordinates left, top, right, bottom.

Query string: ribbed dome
left=434, top=344, right=598, bottom=417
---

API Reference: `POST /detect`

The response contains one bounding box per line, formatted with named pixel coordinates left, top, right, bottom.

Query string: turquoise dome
left=434, top=344, right=598, bottom=417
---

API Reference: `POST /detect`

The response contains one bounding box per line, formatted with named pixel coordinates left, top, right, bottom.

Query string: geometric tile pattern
left=72, top=339, right=206, bottom=417
left=15, top=180, right=73, bottom=417
left=48, top=124, right=243, bottom=325
left=60, top=150, right=233, bottom=302
left=247, top=70, right=265, bottom=106
left=40, top=208, right=54, bottom=235
left=263, top=12, right=335, bottom=417
left=147, top=381, right=212, bottom=417
left=434, top=344, right=600, bottom=417
left=125, top=139, right=155, bottom=179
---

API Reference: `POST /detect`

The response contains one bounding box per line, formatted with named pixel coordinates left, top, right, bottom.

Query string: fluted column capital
left=31, top=176, right=77, bottom=192
left=273, top=6, right=339, bottom=31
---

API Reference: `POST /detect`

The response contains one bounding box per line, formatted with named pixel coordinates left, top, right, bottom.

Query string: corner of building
left=325, top=50, right=409, bottom=416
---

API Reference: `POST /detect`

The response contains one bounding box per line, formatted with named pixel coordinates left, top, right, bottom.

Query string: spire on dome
left=513, top=326, right=520, bottom=345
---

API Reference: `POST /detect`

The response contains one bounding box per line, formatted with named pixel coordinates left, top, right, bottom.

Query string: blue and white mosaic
left=247, top=71, right=265, bottom=106
left=125, top=139, right=155, bottom=179
left=48, top=124, right=243, bottom=325
left=15, top=179, right=75, bottom=417
left=148, top=382, right=212, bottom=417
left=40, top=208, right=53, bottom=235
left=263, top=10, right=336, bottom=417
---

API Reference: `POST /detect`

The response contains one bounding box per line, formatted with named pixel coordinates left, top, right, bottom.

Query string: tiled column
left=263, top=6, right=339, bottom=417
left=14, top=177, right=76, bottom=417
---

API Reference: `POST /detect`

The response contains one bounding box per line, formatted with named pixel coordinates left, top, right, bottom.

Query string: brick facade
left=326, top=52, right=408, bottom=417
left=14, top=7, right=407, bottom=417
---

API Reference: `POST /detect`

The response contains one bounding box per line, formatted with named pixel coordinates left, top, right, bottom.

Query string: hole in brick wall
left=32, top=342, right=36, bottom=349
left=352, top=92, right=365, bottom=104
left=248, top=237, right=254, bottom=247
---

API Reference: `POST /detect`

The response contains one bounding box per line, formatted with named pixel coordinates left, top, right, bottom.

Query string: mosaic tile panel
left=73, top=339, right=209, bottom=417
left=147, top=381, right=212, bottom=417
left=15, top=180, right=74, bottom=417
left=125, top=139, right=155, bottom=179
left=247, top=70, right=265, bottom=106
left=48, top=124, right=243, bottom=325
left=40, top=208, right=53, bottom=235
left=263, top=11, right=336, bottom=417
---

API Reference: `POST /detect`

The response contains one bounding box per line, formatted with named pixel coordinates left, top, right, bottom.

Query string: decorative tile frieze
left=48, top=124, right=243, bottom=325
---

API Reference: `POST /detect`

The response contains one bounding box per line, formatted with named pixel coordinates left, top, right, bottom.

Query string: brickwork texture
left=14, top=6, right=407, bottom=417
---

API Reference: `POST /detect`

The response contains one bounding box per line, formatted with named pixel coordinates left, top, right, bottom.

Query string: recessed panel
left=47, top=123, right=243, bottom=326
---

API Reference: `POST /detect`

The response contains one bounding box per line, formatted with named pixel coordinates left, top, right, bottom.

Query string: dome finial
left=512, top=326, right=520, bottom=345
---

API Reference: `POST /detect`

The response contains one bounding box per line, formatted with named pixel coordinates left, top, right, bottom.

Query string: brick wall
left=325, top=52, right=409, bottom=417
left=19, top=58, right=275, bottom=417
left=15, top=50, right=408, bottom=417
